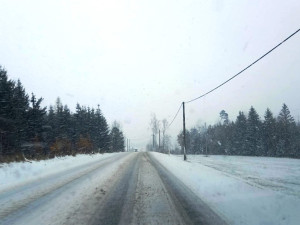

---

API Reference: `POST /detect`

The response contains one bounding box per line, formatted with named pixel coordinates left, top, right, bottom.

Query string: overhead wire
left=185, top=28, right=300, bottom=104
left=168, top=103, right=183, bottom=128
left=162, top=28, right=299, bottom=138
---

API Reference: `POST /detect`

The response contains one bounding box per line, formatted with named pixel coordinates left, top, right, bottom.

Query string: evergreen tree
left=245, top=106, right=262, bottom=156
left=92, top=106, right=102, bottom=151
left=54, top=97, right=64, bottom=138
left=96, top=107, right=110, bottom=152
left=88, top=107, right=97, bottom=149
left=220, top=110, right=229, bottom=125
left=45, top=105, right=55, bottom=143
left=109, top=122, right=125, bottom=152
left=231, top=111, right=247, bottom=155
left=189, top=128, right=201, bottom=154
left=0, top=67, right=15, bottom=120
left=174, top=103, right=299, bottom=158
left=0, top=67, right=16, bottom=153
left=295, top=124, right=300, bottom=158
left=12, top=80, right=29, bottom=146
left=0, top=66, right=118, bottom=160
left=62, top=104, right=72, bottom=138
left=74, top=103, right=83, bottom=140
left=263, top=108, right=277, bottom=156
left=26, top=93, right=47, bottom=140
left=277, top=103, right=296, bottom=157
left=177, top=130, right=191, bottom=154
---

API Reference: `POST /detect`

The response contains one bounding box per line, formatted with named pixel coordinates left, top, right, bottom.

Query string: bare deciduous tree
left=161, top=119, right=169, bottom=153
left=149, top=113, right=160, bottom=151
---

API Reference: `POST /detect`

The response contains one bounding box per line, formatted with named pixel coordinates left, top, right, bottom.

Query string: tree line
left=177, top=104, right=300, bottom=158
left=0, top=66, right=125, bottom=162
left=146, top=113, right=172, bottom=153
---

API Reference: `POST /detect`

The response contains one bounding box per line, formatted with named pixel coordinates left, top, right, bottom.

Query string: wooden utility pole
left=159, top=130, right=161, bottom=152
left=205, top=123, right=208, bottom=156
left=182, top=102, right=187, bottom=161
left=152, top=134, right=155, bottom=151
left=127, top=138, right=129, bottom=152
left=163, top=134, right=165, bottom=154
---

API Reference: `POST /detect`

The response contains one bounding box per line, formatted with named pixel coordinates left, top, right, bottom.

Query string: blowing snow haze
left=0, top=0, right=299, bottom=148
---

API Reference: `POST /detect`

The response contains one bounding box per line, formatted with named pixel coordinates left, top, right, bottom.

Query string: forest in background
left=0, top=66, right=125, bottom=163
left=176, top=105, right=300, bottom=158
left=2, top=65, right=300, bottom=162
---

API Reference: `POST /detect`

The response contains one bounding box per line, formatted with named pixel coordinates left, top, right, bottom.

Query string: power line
left=185, top=28, right=300, bottom=104
left=168, top=103, right=183, bottom=128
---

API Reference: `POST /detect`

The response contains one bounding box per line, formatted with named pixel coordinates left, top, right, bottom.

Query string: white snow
left=151, top=153, right=300, bottom=225
left=0, top=153, right=119, bottom=192
left=2, top=153, right=300, bottom=224
left=0, top=152, right=134, bottom=225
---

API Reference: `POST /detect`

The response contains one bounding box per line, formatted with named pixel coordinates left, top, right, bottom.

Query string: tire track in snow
left=0, top=153, right=130, bottom=221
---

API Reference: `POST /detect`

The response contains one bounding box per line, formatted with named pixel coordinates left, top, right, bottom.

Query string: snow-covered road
left=0, top=152, right=226, bottom=225
left=2, top=152, right=299, bottom=224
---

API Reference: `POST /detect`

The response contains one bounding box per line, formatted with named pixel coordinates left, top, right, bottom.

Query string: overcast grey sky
left=0, top=0, right=299, bottom=149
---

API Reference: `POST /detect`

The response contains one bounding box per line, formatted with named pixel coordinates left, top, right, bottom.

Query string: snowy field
left=0, top=153, right=120, bottom=193
left=151, top=153, right=300, bottom=225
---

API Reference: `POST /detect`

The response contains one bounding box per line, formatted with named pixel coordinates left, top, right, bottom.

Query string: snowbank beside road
left=0, top=152, right=134, bottom=225
left=179, top=155, right=300, bottom=197
left=0, top=153, right=119, bottom=192
left=151, top=153, right=300, bottom=225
